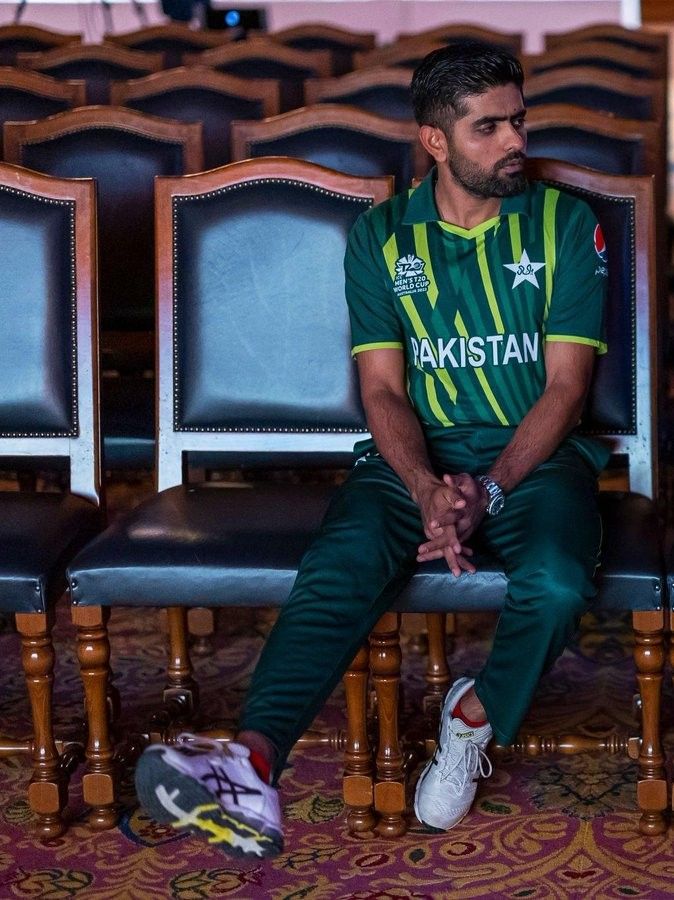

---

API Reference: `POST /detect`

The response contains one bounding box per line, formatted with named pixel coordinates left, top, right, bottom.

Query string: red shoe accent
left=452, top=698, right=488, bottom=729
left=248, top=749, right=272, bottom=785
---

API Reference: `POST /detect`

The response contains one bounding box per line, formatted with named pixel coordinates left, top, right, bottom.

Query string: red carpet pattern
left=0, top=604, right=673, bottom=899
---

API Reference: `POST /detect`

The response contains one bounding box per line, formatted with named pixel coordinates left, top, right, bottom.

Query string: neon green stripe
left=543, top=189, right=559, bottom=322
left=455, top=310, right=509, bottom=426
left=412, top=222, right=439, bottom=308
left=476, top=233, right=505, bottom=333
left=382, top=232, right=457, bottom=420
left=545, top=334, right=608, bottom=354
left=351, top=341, right=404, bottom=356
left=382, top=232, right=399, bottom=275
left=508, top=212, right=522, bottom=261
left=425, top=374, right=453, bottom=426
left=438, top=216, right=499, bottom=239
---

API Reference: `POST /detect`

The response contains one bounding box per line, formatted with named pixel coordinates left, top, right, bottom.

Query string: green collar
left=402, top=167, right=532, bottom=225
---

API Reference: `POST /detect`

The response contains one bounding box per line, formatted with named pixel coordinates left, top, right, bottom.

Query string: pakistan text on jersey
left=410, top=333, right=540, bottom=369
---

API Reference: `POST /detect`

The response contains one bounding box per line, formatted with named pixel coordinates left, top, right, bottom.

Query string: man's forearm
left=364, top=388, right=441, bottom=504
left=488, top=382, right=586, bottom=493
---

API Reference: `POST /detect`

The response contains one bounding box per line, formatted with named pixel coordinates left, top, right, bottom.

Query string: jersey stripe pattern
left=345, top=171, right=608, bottom=431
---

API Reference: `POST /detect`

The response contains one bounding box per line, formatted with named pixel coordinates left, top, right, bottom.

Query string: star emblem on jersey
left=503, top=249, right=545, bottom=289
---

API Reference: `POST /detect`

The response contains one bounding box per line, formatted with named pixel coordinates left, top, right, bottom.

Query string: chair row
left=0, top=99, right=667, bottom=477
left=2, top=24, right=668, bottom=110
left=1, top=21, right=666, bottom=68
left=0, top=155, right=667, bottom=842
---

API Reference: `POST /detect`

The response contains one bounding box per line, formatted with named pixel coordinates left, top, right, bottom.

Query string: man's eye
left=513, top=117, right=526, bottom=130
left=478, top=124, right=495, bottom=134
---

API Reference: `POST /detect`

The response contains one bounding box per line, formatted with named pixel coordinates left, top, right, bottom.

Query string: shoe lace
left=439, top=739, right=492, bottom=790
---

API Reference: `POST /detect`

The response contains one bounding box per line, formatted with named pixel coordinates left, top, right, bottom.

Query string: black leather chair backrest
left=0, top=162, right=98, bottom=501
left=526, top=105, right=661, bottom=185
left=395, top=24, right=523, bottom=55
left=528, top=159, right=656, bottom=498
left=230, top=106, right=428, bottom=192
left=114, top=74, right=278, bottom=170
left=526, top=84, right=655, bottom=121
left=523, top=42, right=663, bottom=79
left=0, top=25, right=81, bottom=66
left=155, top=158, right=393, bottom=486
left=0, top=70, right=85, bottom=157
left=17, top=45, right=163, bottom=105
left=267, top=26, right=376, bottom=76
left=305, top=69, right=414, bottom=120
left=4, top=108, right=202, bottom=331
left=184, top=41, right=332, bottom=112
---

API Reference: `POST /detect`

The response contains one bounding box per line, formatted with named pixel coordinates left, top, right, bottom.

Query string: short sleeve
left=344, top=211, right=404, bottom=356
left=545, top=197, right=608, bottom=354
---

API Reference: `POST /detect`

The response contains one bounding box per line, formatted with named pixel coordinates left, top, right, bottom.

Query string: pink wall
left=0, top=1, right=622, bottom=51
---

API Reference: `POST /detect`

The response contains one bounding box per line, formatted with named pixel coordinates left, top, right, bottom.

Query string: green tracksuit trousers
left=239, top=427, right=604, bottom=783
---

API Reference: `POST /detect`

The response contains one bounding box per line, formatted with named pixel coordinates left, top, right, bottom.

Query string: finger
left=418, top=532, right=463, bottom=556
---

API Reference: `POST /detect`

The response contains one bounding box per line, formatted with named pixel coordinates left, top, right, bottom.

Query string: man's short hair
left=411, top=41, right=524, bottom=129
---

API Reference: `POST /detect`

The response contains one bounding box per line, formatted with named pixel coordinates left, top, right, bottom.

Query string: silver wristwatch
left=476, top=475, right=505, bottom=516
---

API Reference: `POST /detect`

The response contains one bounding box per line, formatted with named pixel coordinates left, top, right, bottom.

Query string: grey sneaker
left=414, top=677, right=493, bottom=831
left=134, top=734, right=283, bottom=857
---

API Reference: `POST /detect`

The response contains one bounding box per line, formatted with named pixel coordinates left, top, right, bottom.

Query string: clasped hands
left=416, top=473, right=488, bottom=576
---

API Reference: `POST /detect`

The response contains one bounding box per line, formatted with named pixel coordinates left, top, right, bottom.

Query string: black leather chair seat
left=101, top=375, right=154, bottom=470
left=394, top=492, right=663, bottom=613
left=0, top=492, right=100, bottom=612
left=68, top=486, right=662, bottom=613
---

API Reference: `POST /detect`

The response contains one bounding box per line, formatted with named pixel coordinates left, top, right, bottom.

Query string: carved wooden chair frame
left=395, top=23, right=523, bottom=55
left=304, top=66, right=413, bottom=113
left=522, top=40, right=666, bottom=79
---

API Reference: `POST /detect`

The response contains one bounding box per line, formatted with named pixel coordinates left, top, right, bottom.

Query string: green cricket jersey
left=345, top=169, right=608, bottom=431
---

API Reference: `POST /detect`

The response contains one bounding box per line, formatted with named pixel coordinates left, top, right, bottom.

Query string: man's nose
left=503, top=123, right=526, bottom=153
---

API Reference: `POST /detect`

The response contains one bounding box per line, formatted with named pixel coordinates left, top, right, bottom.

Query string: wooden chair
left=304, top=67, right=413, bottom=120
left=354, top=39, right=447, bottom=71
left=4, top=106, right=203, bottom=472
left=525, top=65, right=666, bottom=124
left=263, top=23, right=376, bottom=75
left=65, top=157, right=393, bottom=830
left=522, top=41, right=666, bottom=80
left=111, top=67, right=280, bottom=170
left=344, top=159, right=665, bottom=839
left=526, top=103, right=664, bottom=188
left=544, top=24, right=668, bottom=58
left=230, top=104, right=430, bottom=190
left=0, top=161, right=101, bottom=837
left=395, top=23, right=523, bottom=55
left=0, top=24, right=80, bottom=66
left=16, top=42, right=163, bottom=105
left=0, top=68, right=85, bottom=157
left=105, top=22, right=239, bottom=69
left=182, top=37, right=332, bottom=111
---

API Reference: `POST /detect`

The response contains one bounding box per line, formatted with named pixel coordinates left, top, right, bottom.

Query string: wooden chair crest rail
left=522, top=41, right=666, bottom=79
left=230, top=102, right=431, bottom=189
left=395, top=23, right=523, bottom=55
left=15, top=42, right=164, bottom=105
left=0, top=24, right=81, bottom=66
left=110, top=66, right=280, bottom=170
left=544, top=24, right=668, bottom=56
left=105, top=22, right=240, bottom=68
left=263, top=23, right=376, bottom=75
left=304, top=67, right=413, bottom=120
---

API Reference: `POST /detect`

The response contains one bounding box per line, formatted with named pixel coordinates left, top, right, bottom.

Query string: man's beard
left=447, top=146, right=527, bottom=198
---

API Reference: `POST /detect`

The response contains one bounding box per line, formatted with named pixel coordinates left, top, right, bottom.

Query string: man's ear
left=419, top=124, right=449, bottom=164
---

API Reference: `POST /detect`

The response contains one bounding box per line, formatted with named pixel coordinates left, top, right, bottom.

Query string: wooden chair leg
left=633, top=609, right=667, bottom=835
left=16, top=610, right=68, bottom=839
left=423, top=612, right=451, bottom=718
left=370, top=612, right=406, bottom=838
left=188, top=607, right=216, bottom=657
left=343, top=642, right=376, bottom=835
left=72, top=605, right=117, bottom=830
left=165, top=607, right=199, bottom=719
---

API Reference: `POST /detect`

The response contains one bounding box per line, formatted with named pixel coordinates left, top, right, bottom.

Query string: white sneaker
left=414, top=677, right=493, bottom=831
left=135, top=734, right=283, bottom=857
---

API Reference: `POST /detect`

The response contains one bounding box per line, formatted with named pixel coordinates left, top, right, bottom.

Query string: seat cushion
left=0, top=492, right=101, bottom=612
left=68, top=485, right=663, bottom=613
left=69, top=483, right=335, bottom=608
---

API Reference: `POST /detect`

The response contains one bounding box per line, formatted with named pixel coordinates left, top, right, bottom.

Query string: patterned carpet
left=1, top=595, right=673, bottom=899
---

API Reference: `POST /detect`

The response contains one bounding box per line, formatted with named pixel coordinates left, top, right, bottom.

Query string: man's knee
left=509, top=551, right=595, bottom=620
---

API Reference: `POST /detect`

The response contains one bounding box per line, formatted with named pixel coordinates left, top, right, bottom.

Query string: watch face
left=489, top=494, right=505, bottom=516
